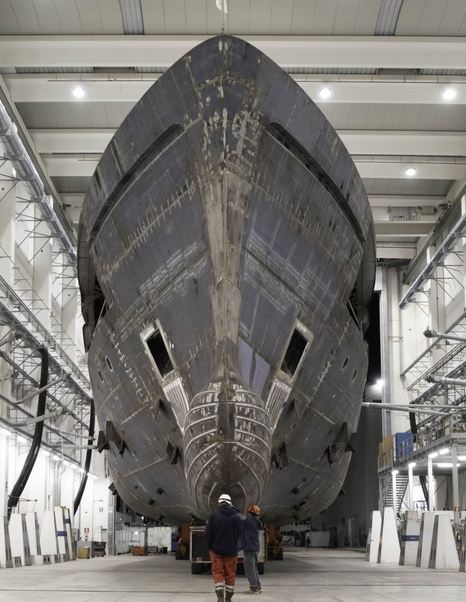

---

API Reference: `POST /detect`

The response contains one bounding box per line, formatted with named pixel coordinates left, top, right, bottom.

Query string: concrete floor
left=0, top=548, right=465, bottom=602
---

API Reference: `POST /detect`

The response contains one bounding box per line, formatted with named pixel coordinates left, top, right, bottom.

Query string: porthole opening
left=105, top=356, right=113, bottom=371
left=343, top=357, right=348, bottom=370
left=97, top=368, right=103, bottom=382
left=146, top=329, right=174, bottom=378
left=281, top=329, right=307, bottom=378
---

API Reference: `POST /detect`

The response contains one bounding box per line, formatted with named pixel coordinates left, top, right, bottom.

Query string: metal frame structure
left=379, top=194, right=466, bottom=513
left=0, top=116, right=93, bottom=470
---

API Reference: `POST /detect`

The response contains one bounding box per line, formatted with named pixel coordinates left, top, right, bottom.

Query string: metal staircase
left=383, top=475, right=409, bottom=516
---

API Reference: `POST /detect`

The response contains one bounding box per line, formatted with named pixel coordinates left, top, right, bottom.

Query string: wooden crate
left=77, top=547, right=90, bottom=559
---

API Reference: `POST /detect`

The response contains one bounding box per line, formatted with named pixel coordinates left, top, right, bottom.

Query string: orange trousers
left=209, top=550, right=237, bottom=590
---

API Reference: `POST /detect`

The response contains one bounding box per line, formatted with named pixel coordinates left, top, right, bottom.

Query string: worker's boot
left=225, top=591, right=234, bottom=601
left=215, top=587, right=224, bottom=601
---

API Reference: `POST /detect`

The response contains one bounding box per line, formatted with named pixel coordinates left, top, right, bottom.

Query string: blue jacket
left=242, top=513, right=262, bottom=552
left=205, top=505, right=243, bottom=556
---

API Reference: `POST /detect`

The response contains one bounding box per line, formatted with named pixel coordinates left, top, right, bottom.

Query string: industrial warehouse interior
left=0, top=1, right=466, bottom=601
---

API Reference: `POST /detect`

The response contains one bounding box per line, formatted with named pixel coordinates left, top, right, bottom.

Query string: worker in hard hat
left=241, top=505, right=263, bottom=594
left=205, top=493, right=243, bottom=601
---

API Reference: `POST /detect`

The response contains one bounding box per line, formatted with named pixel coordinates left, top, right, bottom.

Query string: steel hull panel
left=78, top=35, right=374, bottom=524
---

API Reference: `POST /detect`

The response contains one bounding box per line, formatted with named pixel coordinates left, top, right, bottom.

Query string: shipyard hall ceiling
left=0, top=0, right=465, bottom=263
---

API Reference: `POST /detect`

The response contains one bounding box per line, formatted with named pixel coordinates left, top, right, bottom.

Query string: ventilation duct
left=375, top=0, right=404, bottom=35
left=15, top=67, right=94, bottom=74
left=0, top=100, right=77, bottom=272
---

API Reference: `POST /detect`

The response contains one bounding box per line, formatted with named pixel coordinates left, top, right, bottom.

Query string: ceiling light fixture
left=405, top=167, right=416, bottom=177
left=438, top=447, right=449, bottom=455
left=408, top=462, right=416, bottom=468
left=318, top=87, right=333, bottom=100
left=72, top=85, right=86, bottom=99
left=442, top=87, right=457, bottom=101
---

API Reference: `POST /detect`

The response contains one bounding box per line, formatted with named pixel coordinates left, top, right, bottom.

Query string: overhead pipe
left=13, top=378, right=63, bottom=406
left=362, top=401, right=447, bottom=416
left=0, top=100, right=77, bottom=272
left=424, top=328, right=466, bottom=344
left=7, top=347, right=49, bottom=517
left=426, top=375, right=466, bottom=387
left=12, top=410, right=64, bottom=427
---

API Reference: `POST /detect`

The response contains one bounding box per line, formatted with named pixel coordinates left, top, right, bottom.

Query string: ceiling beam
left=43, top=153, right=466, bottom=180
left=368, top=195, right=445, bottom=208
left=374, top=222, right=434, bottom=236
left=0, top=35, right=465, bottom=70
left=58, top=192, right=444, bottom=212
left=44, top=155, right=99, bottom=178
left=31, top=129, right=466, bottom=157
left=371, top=207, right=437, bottom=224
left=341, top=131, right=466, bottom=157
left=5, top=74, right=466, bottom=105
left=376, top=244, right=417, bottom=260
left=31, top=129, right=114, bottom=153
left=357, top=160, right=466, bottom=180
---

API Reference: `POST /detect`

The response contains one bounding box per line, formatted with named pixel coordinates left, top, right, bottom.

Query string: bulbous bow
left=184, top=378, right=272, bottom=517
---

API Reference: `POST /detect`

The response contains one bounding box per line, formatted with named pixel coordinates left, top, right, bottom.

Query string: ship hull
left=78, top=35, right=375, bottom=524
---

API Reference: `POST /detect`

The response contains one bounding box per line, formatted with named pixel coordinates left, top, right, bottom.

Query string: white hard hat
left=218, top=493, right=232, bottom=505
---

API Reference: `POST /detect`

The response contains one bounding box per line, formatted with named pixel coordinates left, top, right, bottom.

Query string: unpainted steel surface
left=78, top=35, right=375, bottom=525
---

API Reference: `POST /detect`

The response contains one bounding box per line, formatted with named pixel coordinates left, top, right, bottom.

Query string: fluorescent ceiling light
left=405, top=167, right=416, bottom=177
left=428, top=451, right=438, bottom=459
left=436, top=462, right=461, bottom=468
left=442, top=87, right=457, bottom=101
left=438, top=448, right=449, bottom=455
left=458, top=455, right=466, bottom=461
left=391, top=469, right=399, bottom=475
left=72, top=85, right=86, bottom=99
left=408, top=462, right=416, bottom=468
left=318, top=87, right=333, bottom=100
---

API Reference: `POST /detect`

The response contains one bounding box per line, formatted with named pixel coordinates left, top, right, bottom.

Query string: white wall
left=78, top=451, right=109, bottom=541
left=0, top=154, right=103, bottom=535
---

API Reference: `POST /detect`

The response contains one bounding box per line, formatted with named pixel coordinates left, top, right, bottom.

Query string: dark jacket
left=205, top=504, right=243, bottom=556
left=242, top=513, right=262, bottom=552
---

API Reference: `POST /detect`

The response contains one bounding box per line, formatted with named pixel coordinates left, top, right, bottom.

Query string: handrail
left=401, top=310, right=466, bottom=377
left=0, top=273, right=90, bottom=393
left=399, top=211, right=466, bottom=308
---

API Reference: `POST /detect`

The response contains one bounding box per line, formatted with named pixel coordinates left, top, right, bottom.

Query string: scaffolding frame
left=0, top=144, right=92, bottom=467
